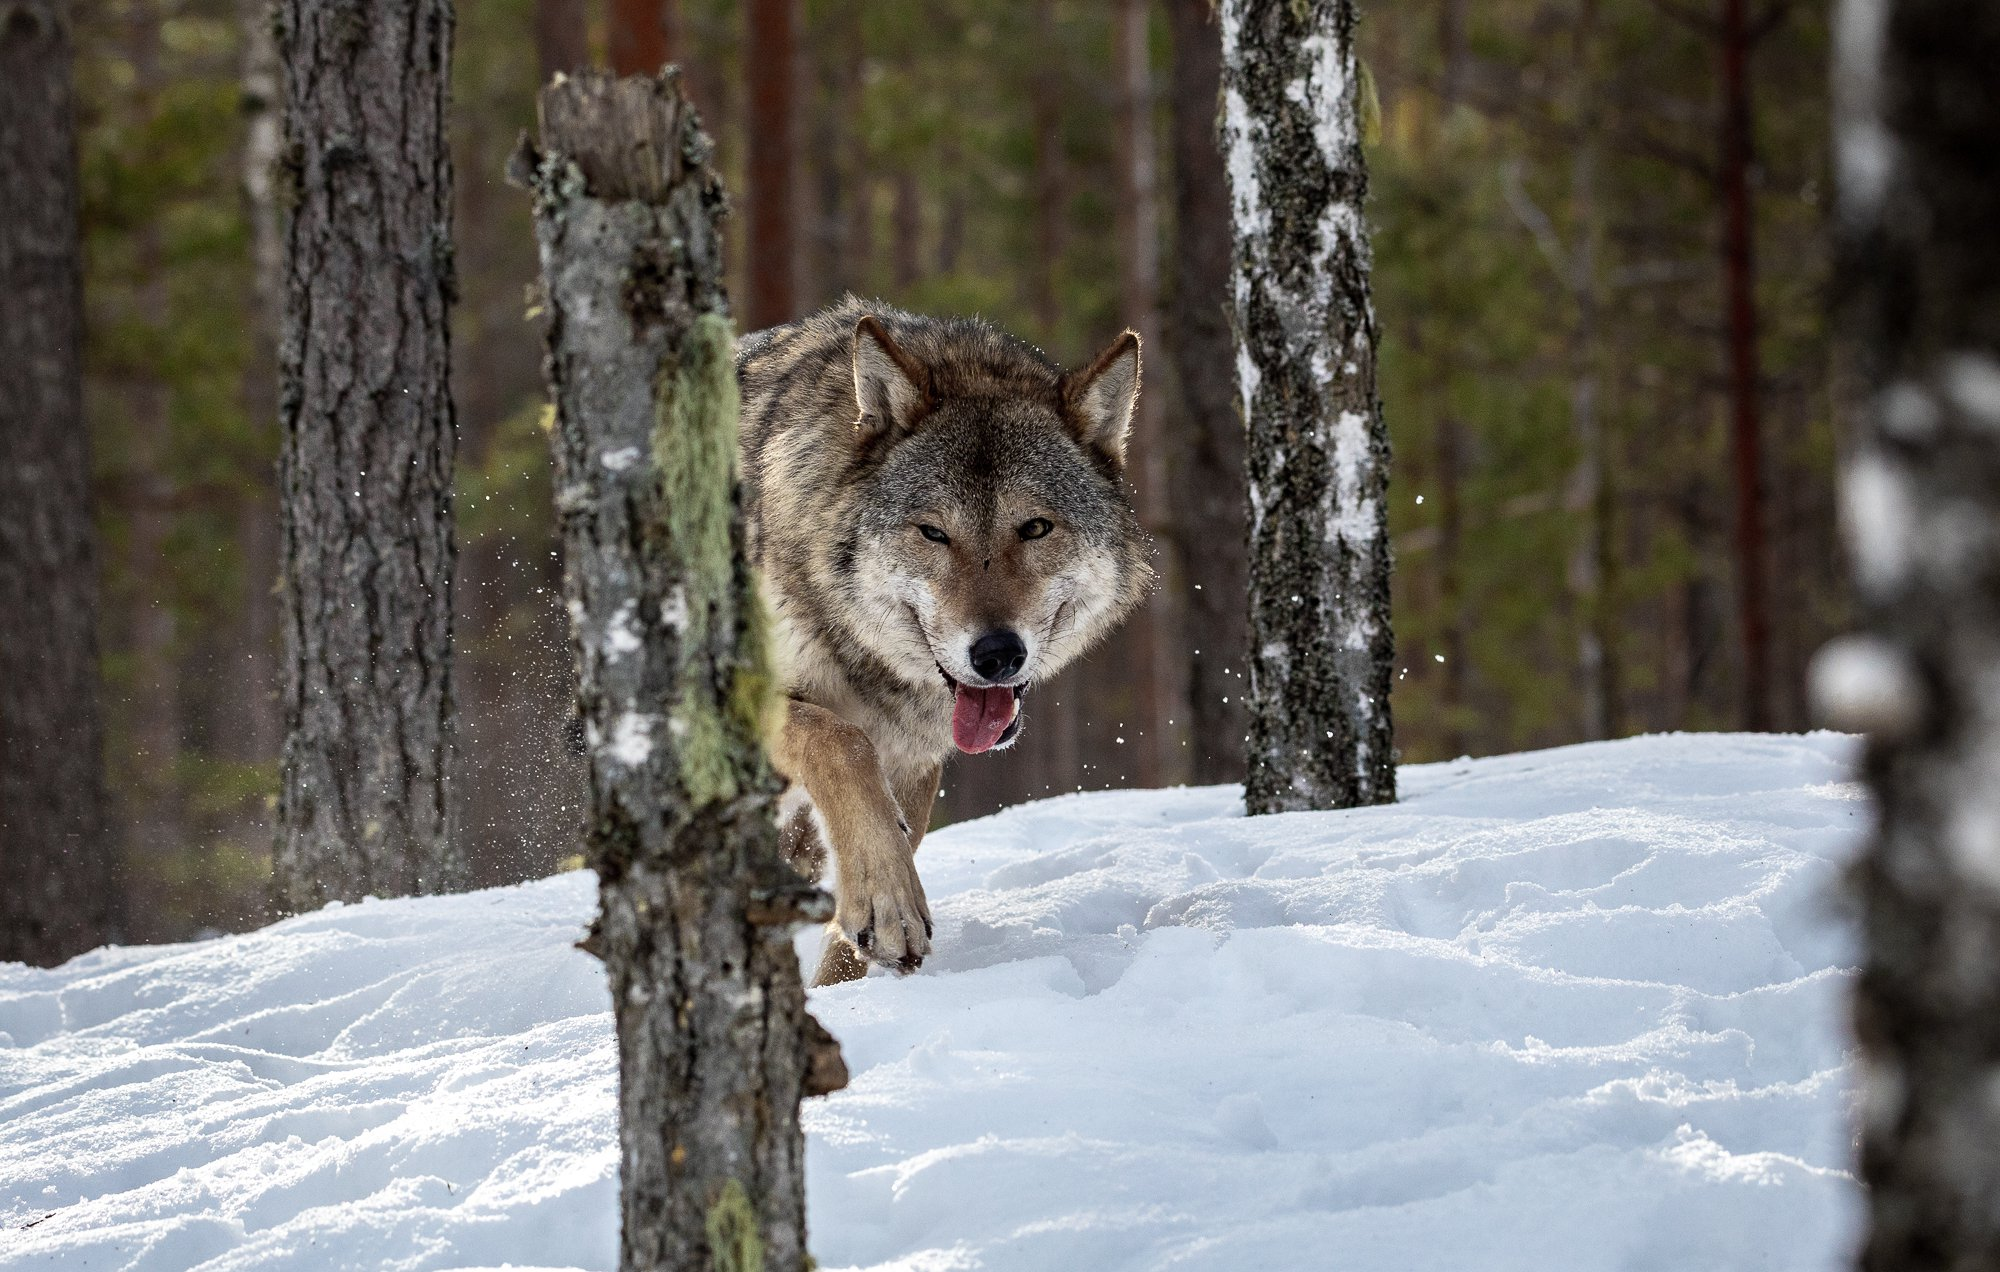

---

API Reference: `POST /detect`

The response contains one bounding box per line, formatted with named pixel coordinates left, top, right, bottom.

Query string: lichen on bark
left=517, top=69, right=831, bottom=1272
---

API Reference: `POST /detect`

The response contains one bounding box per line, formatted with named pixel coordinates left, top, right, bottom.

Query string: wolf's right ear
left=1060, top=330, right=1141, bottom=470
left=852, top=316, right=929, bottom=446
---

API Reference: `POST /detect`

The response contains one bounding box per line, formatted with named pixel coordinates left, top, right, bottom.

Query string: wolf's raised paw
left=838, top=851, right=932, bottom=974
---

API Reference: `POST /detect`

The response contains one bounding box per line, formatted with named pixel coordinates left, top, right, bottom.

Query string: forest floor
left=2, top=733, right=1865, bottom=1271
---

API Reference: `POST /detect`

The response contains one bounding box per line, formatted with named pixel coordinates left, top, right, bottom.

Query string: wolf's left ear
left=1060, top=330, right=1141, bottom=470
left=852, top=315, right=930, bottom=446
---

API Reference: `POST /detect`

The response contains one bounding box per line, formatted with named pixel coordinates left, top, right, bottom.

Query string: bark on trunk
left=609, top=0, right=668, bottom=76
left=1113, top=0, right=1185, bottom=787
left=538, top=0, right=590, bottom=81
left=1433, top=0, right=1469, bottom=757
left=1825, top=0, right=2000, bottom=1266
left=125, top=8, right=188, bottom=921
left=273, top=0, right=464, bottom=908
left=1722, top=0, right=1771, bottom=732
left=1222, top=0, right=1396, bottom=812
left=1029, top=0, right=1065, bottom=336
left=744, top=0, right=798, bottom=328
left=237, top=0, right=284, bottom=773
left=1163, top=0, right=1248, bottom=785
left=515, top=69, right=832, bottom=1271
left=1566, top=0, right=1618, bottom=742
left=0, top=0, right=116, bottom=967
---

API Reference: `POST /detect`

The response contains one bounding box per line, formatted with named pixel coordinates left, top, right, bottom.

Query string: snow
left=2, top=733, right=1866, bottom=1271
left=601, top=712, right=654, bottom=768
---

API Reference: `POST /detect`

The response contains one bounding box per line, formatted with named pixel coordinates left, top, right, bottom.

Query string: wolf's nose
left=969, top=630, right=1027, bottom=683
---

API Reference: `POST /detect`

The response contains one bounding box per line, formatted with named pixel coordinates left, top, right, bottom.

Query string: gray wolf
left=737, top=298, right=1151, bottom=985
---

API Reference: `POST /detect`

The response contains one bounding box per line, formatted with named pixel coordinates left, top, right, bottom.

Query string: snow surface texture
left=1, top=733, right=1865, bottom=1270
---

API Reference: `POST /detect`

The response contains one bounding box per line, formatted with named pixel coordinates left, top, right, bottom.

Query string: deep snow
left=2, top=733, right=1866, bottom=1270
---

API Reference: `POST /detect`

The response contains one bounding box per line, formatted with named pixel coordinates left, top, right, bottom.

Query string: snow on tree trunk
left=273, top=0, right=464, bottom=908
left=515, top=70, right=837, bottom=1272
left=1820, top=0, right=2000, bottom=1265
left=0, top=0, right=117, bottom=966
left=1220, top=0, right=1396, bottom=814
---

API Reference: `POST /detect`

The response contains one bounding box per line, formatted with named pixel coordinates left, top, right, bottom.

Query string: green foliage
left=75, top=0, right=1848, bottom=935
left=1365, top=0, right=1842, bottom=760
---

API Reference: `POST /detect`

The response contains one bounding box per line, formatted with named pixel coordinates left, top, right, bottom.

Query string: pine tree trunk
left=609, top=0, right=666, bottom=76
left=1722, top=0, right=1771, bottom=732
left=1111, top=0, right=1182, bottom=787
left=538, top=0, right=591, bottom=81
left=1566, top=0, right=1616, bottom=742
left=1163, top=0, right=1249, bottom=786
left=516, top=70, right=832, bottom=1271
left=1222, top=0, right=1396, bottom=812
left=1433, top=0, right=1470, bottom=758
left=273, top=0, right=464, bottom=908
left=1827, top=0, right=2000, bottom=1266
left=124, top=8, right=188, bottom=921
left=744, top=0, right=798, bottom=329
left=0, top=0, right=117, bottom=967
left=237, top=0, right=284, bottom=777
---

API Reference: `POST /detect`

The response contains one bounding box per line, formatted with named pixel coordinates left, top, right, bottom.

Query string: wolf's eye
left=1018, top=518, right=1054, bottom=541
left=917, top=524, right=951, bottom=545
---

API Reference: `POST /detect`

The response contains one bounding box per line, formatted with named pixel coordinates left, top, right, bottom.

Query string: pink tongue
left=952, top=685, right=1018, bottom=754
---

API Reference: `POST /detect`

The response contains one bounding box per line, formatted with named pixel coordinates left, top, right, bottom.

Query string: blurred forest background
left=71, top=0, right=1842, bottom=941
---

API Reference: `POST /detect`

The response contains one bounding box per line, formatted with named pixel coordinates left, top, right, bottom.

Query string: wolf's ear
left=1060, top=330, right=1141, bottom=470
left=852, top=316, right=929, bottom=446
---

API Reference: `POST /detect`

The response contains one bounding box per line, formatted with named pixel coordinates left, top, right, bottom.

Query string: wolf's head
left=839, top=316, right=1152, bottom=754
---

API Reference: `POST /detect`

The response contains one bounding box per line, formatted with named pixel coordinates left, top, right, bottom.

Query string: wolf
left=737, top=298, right=1151, bottom=985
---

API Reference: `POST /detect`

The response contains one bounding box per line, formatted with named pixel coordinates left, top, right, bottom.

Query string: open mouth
left=937, top=664, right=1027, bottom=754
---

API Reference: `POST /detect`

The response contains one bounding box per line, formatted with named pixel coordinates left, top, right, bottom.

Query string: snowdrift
left=2, top=733, right=1865, bottom=1270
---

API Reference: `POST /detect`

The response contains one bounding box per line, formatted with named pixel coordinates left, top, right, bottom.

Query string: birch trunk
left=516, top=70, right=834, bottom=1271
left=273, top=0, right=464, bottom=907
left=1221, top=0, right=1396, bottom=812
left=1824, top=0, right=2000, bottom=1266
left=0, top=0, right=116, bottom=966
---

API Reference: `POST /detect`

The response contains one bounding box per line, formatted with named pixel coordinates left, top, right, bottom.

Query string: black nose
left=968, top=630, right=1027, bottom=683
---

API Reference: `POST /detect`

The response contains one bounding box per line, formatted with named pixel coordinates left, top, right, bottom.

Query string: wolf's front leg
left=771, top=699, right=933, bottom=982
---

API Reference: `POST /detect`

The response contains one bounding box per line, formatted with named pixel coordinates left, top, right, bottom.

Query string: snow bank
left=1, top=733, right=1866, bottom=1270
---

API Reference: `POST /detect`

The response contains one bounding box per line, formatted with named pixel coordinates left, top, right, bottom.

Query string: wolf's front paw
left=836, top=843, right=933, bottom=974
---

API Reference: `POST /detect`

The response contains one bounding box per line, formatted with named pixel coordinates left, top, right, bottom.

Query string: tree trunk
left=609, top=0, right=669, bottom=76
left=1222, top=0, right=1396, bottom=812
left=538, top=0, right=590, bottom=81
left=1163, top=0, right=1248, bottom=785
left=744, top=0, right=798, bottom=328
left=1028, top=0, right=1065, bottom=335
left=1721, top=0, right=1771, bottom=731
left=123, top=5, right=188, bottom=926
left=0, top=0, right=116, bottom=967
left=516, top=69, right=833, bottom=1271
left=1433, top=0, right=1469, bottom=757
left=1566, top=0, right=1617, bottom=742
left=1825, top=0, right=2000, bottom=1266
left=237, top=0, right=284, bottom=774
left=274, top=0, right=464, bottom=909
left=1113, top=0, right=1184, bottom=787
